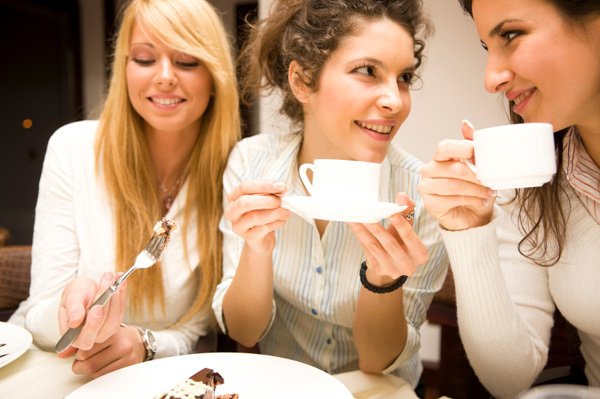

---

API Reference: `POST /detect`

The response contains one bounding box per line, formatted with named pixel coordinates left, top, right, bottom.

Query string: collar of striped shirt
left=563, top=126, right=600, bottom=223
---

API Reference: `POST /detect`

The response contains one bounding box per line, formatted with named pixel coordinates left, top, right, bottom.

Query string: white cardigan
left=440, top=185, right=600, bottom=398
left=9, top=121, right=214, bottom=358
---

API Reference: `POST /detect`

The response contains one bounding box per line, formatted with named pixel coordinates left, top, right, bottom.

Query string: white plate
left=281, top=196, right=408, bottom=223
left=0, top=322, right=32, bottom=369
left=66, top=352, right=353, bottom=399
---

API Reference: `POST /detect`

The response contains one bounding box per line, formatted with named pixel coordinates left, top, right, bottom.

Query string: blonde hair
left=95, top=0, right=240, bottom=322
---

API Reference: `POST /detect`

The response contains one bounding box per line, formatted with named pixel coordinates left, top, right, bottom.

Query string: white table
left=0, top=349, right=418, bottom=399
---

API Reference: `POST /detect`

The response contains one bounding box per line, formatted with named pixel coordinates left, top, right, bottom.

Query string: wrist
left=129, top=325, right=157, bottom=361
left=359, top=261, right=407, bottom=294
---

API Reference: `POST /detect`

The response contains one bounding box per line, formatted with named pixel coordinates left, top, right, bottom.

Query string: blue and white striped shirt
left=213, top=132, right=448, bottom=387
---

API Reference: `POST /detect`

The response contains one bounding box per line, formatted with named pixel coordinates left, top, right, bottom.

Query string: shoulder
left=385, top=140, right=424, bottom=196
left=386, top=140, right=424, bottom=174
left=228, top=132, right=299, bottom=167
left=233, top=132, right=297, bottom=156
left=48, top=120, right=99, bottom=150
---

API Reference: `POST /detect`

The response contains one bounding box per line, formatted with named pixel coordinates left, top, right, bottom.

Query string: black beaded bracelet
left=359, top=261, right=407, bottom=294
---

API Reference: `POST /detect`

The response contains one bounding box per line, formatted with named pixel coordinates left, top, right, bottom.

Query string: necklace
left=160, top=176, right=182, bottom=211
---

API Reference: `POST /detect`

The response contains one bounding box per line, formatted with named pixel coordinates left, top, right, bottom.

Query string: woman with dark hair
left=418, top=0, right=600, bottom=397
left=212, top=0, right=448, bottom=390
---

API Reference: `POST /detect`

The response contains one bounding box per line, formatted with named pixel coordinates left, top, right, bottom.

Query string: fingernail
left=273, top=181, right=285, bottom=191
left=103, top=272, right=113, bottom=281
left=482, top=199, right=489, bottom=207
left=489, top=189, right=497, bottom=197
left=463, top=119, right=475, bottom=129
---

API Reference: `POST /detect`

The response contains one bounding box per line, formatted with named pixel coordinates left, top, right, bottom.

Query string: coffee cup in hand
left=299, top=159, right=381, bottom=203
left=464, top=123, right=556, bottom=190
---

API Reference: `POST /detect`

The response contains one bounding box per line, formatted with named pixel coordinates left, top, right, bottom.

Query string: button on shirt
left=212, top=132, right=449, bottom=387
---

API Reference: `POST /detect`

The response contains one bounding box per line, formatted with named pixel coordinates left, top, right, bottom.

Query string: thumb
left=462, top=120, right=476, bottom=140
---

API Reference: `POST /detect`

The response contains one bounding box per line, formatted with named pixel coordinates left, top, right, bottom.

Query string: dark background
left=0, top=0, right=257, bottom=245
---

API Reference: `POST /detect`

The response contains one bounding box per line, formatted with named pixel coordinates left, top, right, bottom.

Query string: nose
left=483, top=53, right=514, bottom=93
left=155, top=57, right=177, bottom=87
left=376, top=80, right=404, bottom=113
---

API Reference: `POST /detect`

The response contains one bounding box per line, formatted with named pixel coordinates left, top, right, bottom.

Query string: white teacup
left=464, top=123, right=556, bottom=190
left=299, top=159, right=380, bottom=203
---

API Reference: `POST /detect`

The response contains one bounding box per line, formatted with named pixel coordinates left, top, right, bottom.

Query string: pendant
left=164, top=195, right=173, bottom=211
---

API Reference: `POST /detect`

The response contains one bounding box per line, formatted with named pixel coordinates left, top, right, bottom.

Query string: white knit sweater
left=440, top=184, right=600, bottom=398
left=9, top=121, right=214, bottom=357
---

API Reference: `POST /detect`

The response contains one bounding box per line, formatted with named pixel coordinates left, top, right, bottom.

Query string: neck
left=576, top=117, right=600, bottom=169
left=145, top=123, right=198, bottom=186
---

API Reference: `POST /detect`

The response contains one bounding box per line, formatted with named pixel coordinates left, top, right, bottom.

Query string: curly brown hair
left=239, top=0, right=432, bottom=127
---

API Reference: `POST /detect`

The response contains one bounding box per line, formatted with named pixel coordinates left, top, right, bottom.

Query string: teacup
left=298, top=159, right=380, bottom=203
left=464, top=123, right=556, bottom=190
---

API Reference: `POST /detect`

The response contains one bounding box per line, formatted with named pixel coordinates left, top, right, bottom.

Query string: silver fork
left=54, top=233, right=168, bottom=353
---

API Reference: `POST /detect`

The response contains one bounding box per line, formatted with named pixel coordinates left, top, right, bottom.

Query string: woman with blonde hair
left=9, top=0, right=240, bottom=378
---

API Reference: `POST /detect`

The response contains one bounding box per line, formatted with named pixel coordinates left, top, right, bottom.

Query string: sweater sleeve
left=21, top=126, right=83, bottom=350
left=440, top=202, right=555, bottom=399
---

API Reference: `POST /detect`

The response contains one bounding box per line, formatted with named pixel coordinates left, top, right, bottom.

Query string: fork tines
left=145, top=235, right=167, bottom=259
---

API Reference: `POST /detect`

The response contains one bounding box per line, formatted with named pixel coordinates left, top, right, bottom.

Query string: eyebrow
left=350, top=57, right=384, bottom=68
left=348, top=57, right=415, bottom=72
left=488, top=19, right=521, bottom=38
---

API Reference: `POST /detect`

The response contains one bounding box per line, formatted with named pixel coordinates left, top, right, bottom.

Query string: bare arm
left=221, top=180, right=290, bottom=347
left=349, top=193, right=428, bottom=373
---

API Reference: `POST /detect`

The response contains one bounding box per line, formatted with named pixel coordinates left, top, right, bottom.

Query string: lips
left=508, top=88, right=536, bottom=115
left=512, top=88, right=536, bottom=107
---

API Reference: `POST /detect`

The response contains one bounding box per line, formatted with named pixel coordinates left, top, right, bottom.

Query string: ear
left=288, top=60, right=312, bottom=103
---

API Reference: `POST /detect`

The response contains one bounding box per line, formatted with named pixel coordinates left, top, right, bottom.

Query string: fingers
left=227, top=180, right=287, bottom=204
left=225, top=180, right=290, bottom=232
left=229, top=205, right=290, bottom=237
left=461, top=119, right=476, bottom=140
left=348, top=209, right=427, bottom=279
left=95, top=273, right=127, bottom=343
left=226, top=180, right=291, bottom=254
left=70, top=272, right=116, bottom=351
left=71, top=326, right=142, bottom=378
left=394, top=192, right=416, bottom=227
left=418, top=173, right=492, bottom=203
left=59, top=277, right=98, bottom=333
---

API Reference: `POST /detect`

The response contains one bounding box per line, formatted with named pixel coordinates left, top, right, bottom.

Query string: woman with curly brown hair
left=418, top=0, right=600, bottom=397
left=212, top=0, right=449, bottom=390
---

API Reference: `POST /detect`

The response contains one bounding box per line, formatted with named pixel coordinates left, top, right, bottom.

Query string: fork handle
left=54, top=284, right=117, bottom=353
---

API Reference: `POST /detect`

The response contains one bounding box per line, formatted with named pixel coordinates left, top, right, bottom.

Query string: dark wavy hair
left=459, top=0, right=600, bottom=266
left=239, top=0, right=433, bottom=127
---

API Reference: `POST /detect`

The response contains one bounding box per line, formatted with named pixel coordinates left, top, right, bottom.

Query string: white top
left=212, top=132, right=449, bottom=387
left=9, top=120, right=214, bottom=358
left=441, top=183, right=600, bottom=398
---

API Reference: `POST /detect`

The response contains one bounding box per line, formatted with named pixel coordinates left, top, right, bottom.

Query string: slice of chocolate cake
left=155, top=368, right=223, bottom=399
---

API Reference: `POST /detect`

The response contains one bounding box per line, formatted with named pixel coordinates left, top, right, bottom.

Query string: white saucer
left=281, top=196, right=407, bottom=223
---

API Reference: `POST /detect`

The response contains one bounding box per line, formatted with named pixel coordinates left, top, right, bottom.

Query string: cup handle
left=298, top=163, right=314, bottom=196
left=461, top=140, right=477, bottom=174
